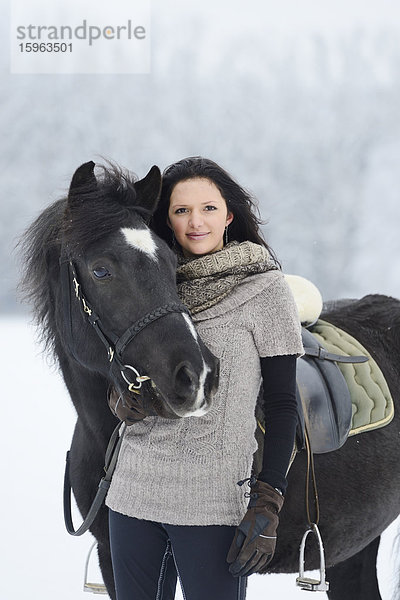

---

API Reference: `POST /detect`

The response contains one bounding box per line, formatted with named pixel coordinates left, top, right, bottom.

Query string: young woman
left=106, top=157, right=304, bottom=600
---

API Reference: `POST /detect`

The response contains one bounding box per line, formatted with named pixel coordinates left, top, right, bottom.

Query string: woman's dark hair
left=151, top=156, right=280, bottom=266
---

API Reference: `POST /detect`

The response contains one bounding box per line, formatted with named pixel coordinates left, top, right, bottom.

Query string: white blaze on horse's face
left=182, top=312, right=197, bottom=341
left=189, top=363, right=211, bottom=417
left=181, top=313, right=211, bottom=417
left=121, top=227, right=157, bottom=260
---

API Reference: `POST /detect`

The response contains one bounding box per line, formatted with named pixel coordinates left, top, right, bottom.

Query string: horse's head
left=60, top=161, right=219, bottom=418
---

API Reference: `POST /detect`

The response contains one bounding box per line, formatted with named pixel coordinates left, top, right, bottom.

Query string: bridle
left=59, top=251, right=190, bottom=393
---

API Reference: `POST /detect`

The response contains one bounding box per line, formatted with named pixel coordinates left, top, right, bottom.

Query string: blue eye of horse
left=93, top=266, right=111, bottom=279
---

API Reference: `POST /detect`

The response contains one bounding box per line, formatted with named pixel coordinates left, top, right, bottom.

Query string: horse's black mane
left=65, top=163, right=151, bottom=253
left=18, top=163, right=148, bottom=359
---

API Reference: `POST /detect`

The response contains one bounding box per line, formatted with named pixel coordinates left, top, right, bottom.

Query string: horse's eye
left=93, top=266, right=111, bottom=279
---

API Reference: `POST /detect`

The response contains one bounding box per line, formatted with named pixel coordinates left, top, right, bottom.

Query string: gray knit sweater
left=106, top=271, right=303, bottom=526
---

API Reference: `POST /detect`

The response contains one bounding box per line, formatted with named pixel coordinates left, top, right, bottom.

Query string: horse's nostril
left=173, top=362, right=197, bottom=401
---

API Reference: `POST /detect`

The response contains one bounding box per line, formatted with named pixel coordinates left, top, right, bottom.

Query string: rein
left=64, top=422, right=126, bottom=536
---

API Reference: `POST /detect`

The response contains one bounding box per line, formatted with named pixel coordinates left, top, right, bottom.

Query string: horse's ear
left=134, top=166, right=162, bottom=216
left=68, top=161, right=97, bottom=204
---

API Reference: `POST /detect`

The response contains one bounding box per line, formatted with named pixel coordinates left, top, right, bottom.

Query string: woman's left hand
left=227, top=480, right=284, bottom=577
left=107, top=386, right=149, bottom=425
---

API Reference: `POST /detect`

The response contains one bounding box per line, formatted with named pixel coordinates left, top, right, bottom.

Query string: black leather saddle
left=296, top=327, right=368, bottom=454
left=254, top=324, right=369, bottom=473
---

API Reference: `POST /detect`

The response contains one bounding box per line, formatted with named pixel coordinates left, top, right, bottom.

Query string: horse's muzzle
left=167, top=356, right=219, bottom=418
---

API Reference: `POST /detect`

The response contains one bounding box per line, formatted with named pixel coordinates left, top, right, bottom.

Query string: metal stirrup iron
left=83, top=541, right=108, bottom=595
left=296, top=523, right=329, bottom=592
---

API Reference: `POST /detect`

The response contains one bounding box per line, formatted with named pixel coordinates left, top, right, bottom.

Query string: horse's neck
left=56, top=343, right=115, bottom=438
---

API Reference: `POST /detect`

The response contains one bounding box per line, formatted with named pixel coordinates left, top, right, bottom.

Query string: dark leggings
left=109, top=509, right=247, bottom=600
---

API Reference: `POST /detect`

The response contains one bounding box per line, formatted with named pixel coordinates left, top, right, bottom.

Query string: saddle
left=296, top=326, right=368, bottom=454
left=254, top=320, right=369, bottom=474
left=282, top=279, right=394, bottom=455
left=282, top=276, right=368, bottom=453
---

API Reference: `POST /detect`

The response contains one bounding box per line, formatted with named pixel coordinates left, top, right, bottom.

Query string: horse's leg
left=326, top=536, right=381, bottom=600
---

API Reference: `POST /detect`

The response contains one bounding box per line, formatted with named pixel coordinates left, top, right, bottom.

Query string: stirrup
left=296, top=523, right=329, bottom=592
left=83, top=541, right=108, bottom=595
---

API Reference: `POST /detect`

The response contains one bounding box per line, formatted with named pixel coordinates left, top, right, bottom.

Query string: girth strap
left=302, top=345, right=369, bottom=363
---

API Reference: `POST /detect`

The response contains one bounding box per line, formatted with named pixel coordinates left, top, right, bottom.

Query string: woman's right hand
left=107, top=386, right=149, bottom=425
left=227, top=479, right=284, bottom=576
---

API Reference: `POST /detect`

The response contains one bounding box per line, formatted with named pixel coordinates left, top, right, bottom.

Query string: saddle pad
left=312, top=320, right=394, bottom=436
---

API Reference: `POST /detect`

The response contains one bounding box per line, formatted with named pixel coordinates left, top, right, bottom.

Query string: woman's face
left=168, top=178, right=233, bottom=258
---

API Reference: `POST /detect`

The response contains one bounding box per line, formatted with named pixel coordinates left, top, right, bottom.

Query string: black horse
left=19, top=161, right=219, bottom=596
left=20, top=162, right=400, bottom=600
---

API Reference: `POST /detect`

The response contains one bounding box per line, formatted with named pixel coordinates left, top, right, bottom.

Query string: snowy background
left=2, top=0, right=400, bottom=312
left=2, top=0, right=400, bottom=597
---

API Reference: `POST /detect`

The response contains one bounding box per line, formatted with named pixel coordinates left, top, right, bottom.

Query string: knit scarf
left=176, top=241, right=278, bottom=314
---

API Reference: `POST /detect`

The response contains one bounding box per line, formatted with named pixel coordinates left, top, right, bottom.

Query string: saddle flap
left=253, top=325, right=356, bottom=475
left=297, top=328, right=352, bottom=453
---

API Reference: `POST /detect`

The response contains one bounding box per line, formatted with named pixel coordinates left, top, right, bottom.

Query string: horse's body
left=20, top=162, right=400, bottom=600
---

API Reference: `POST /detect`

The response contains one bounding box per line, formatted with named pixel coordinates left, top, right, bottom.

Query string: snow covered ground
left=1, top=316, right=399, bottom=600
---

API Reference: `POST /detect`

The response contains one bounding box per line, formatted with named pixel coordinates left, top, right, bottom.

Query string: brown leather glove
left=107, top=386, right=149, bottom=425
left=227, top=477, right=284, bottom=577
